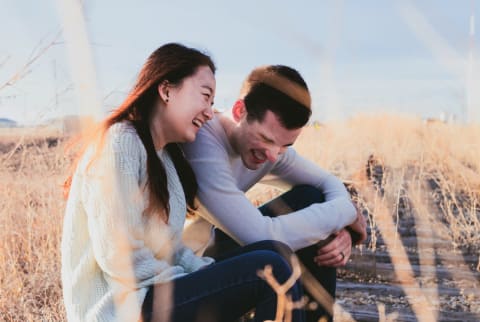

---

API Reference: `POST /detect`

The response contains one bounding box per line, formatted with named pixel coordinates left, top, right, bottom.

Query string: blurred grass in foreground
left=1, top=114, right=479, bottom=321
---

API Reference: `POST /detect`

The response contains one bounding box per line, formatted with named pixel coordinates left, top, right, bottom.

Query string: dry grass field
left=1, top=114, right=479, bottom=321
left=1, top=127, right=68, bottom=321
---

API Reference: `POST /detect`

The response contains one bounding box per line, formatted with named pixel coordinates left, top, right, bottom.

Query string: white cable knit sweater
left=61, top=122, right=213, bottom=322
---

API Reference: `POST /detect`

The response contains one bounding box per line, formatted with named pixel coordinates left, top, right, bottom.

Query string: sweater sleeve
left=81, top=126, right=186, bottom=290
left=183, top=126, right=356, bottom=251
left=174, top=244, right=214, bottom=273
left=270, top=147, right=356, bottom=227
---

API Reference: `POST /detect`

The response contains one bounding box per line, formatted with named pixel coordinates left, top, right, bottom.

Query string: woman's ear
left=157, top=81, right=170, bottom=103
left=232, top=100, right=246, bottom=122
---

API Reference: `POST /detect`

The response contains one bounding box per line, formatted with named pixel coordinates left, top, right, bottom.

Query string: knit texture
left=61, top=122, right=213, bottom=322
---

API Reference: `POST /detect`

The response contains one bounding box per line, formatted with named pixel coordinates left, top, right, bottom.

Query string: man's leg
left=204, top=185, right=337, bottom=322
left=258, top=185, right=336, bottom=322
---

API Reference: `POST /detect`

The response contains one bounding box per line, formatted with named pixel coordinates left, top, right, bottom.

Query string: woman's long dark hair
left=65, top=43, right=216, bottom=221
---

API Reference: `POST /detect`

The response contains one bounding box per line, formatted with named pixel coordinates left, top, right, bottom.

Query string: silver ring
left=340, top=251, right=345, bottom=260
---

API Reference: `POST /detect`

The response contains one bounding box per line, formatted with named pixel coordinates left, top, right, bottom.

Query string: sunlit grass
left=1, top=128, right=68, bottom=321
left=1, top=114, right=479, bottom=321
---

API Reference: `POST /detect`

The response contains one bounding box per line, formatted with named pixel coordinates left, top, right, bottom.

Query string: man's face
left=231, top=109, right=302, bottom=170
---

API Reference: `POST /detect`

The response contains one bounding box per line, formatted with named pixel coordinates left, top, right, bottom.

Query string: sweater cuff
left=176, top=247, right=215, bottom=273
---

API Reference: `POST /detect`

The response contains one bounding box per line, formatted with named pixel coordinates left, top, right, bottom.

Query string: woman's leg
left=142, top=249, right=305, bottom=322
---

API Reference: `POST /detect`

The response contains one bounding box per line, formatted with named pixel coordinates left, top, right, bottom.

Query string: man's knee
left=254, top=250, right=293, bottom=283
left=248, top=240, right=294, bottom=260
left=259, top=185, right=326, bottom=217
left=274, top=185, right=325, bottom=213
left=289, top=185, right=325, bottom=204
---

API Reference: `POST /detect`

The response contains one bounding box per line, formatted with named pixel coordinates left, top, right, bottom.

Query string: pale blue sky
left=0, top=0, right=478, bottom=124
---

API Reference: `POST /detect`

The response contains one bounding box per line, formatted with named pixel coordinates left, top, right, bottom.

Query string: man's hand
left=314, top=204, right=368, bottom=267
left=347, top=204, right=367, bottom=246
left=314, top=229, right=352, bottom=267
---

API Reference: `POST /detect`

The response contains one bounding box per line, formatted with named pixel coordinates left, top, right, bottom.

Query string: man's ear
left=232, top=100, right=247, bottom=122
left=157, top=81, right=170, bottom=103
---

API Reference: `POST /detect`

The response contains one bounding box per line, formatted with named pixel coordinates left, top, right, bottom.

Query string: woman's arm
left=81, top=125, right=186, bottom=289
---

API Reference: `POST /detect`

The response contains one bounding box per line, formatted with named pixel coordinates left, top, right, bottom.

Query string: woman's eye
left=203, top=93, right=210, bottom=100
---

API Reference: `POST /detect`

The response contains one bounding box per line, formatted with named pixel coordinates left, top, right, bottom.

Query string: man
left=182, top=65, right=367, bottom=321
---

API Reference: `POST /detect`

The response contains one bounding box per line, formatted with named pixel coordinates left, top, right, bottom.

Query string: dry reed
left=1, top=113, right=479, bottom=321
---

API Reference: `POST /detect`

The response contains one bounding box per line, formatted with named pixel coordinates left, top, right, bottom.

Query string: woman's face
left=162, top=65, right=216, bottom=143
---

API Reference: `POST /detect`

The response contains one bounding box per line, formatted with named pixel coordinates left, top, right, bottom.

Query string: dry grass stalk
left=257, top=255, right=304, bottom=322
left=299, top=264, right=361, bottom=322
left=1, top=133, right=68, bottom=320
left=377, top=303, right=399, bottom=322
left=407, top=181, right=439, bottom=311
left=360, top=184, right=437, bottom=322
left=2, top=114, right=479, bottom=320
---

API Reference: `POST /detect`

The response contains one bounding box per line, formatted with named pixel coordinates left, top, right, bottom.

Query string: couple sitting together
left=61, top=42, right=366, bottom=322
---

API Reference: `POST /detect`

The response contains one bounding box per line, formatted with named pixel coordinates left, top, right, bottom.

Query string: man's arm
left=195, top=158, right=355, bottom=251
left=270, top=148, right=349, bottom=203
left=270, top=149, right=367, bottom=263
left=183, top=129, right=357, bottom=251
left=271, top=148, right=367, bottom=241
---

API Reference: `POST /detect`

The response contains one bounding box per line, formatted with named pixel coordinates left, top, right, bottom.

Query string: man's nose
left=265, top=146, right=280, bottom=163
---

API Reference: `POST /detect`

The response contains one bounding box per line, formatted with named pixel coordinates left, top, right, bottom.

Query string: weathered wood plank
left=335, top=302, right=480, bottom=322
left=340, top=261, right=479, bottom=281
left=337, top=281, right=480, bottom=297
left=348, top=248, right=479, bottom=266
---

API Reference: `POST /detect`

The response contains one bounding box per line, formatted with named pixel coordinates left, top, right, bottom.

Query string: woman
left=61, top=43, right=304, bottom=322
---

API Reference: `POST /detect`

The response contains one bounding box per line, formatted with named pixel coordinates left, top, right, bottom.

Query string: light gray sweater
left=182, top=115, right=357, bottom=252
left=61, top=122, right=213, bottom=322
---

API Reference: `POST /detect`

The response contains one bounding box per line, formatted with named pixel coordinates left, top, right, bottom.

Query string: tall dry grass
left=295, top=114, right=480, bottom=252
left=1, top=128, right=68, bottom=321
left=1, top=114, right=479, bottom=321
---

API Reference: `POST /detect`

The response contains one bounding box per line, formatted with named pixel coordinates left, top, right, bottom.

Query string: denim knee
left=255, top=250, right=304, bottom=306
left=248, top=240, right=294, bottom=258
left=290, top=185, right=325, bottom=204
left=255, top=250, right=294, bottom=284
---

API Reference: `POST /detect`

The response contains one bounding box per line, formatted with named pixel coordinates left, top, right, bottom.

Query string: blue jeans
left=141, top=240, right=305, bottom=322
left=205, top=185, right=336, bottom=322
